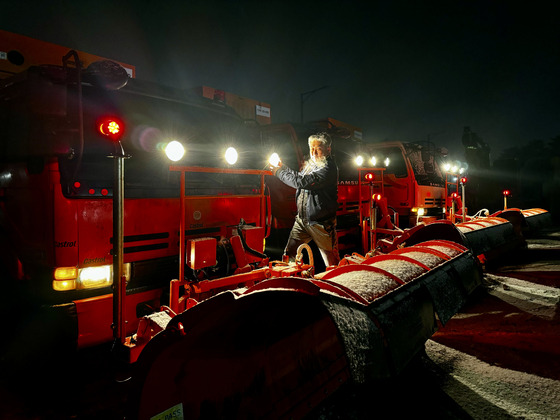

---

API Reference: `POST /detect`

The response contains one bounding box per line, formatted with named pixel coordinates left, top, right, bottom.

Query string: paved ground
left=311, top=225, right=560, bottom=419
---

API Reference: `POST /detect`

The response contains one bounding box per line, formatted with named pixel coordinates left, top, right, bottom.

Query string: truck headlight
left=411, top=207, right=425, bottom=216
left=53, top=263, right=131, bottom=291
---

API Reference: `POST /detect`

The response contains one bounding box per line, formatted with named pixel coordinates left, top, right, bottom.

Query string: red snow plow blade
left=455, top=217, right=525, bottom=262
left=401, top=215, right=529, bottom=264
left=493, top=208, right=552, bottom=237
left=127, top=240, right=481, bottom=419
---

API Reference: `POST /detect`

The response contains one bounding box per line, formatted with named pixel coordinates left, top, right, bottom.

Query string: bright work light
left=269, top=152, right=281, bottom=167
left=165, top=141, right=185, bottom=162
left=225, top=147, right=238, bottom=165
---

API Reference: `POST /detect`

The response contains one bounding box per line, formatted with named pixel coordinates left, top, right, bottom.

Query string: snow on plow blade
left=494, top=208, right=552, bottom=237
left=402, top=218, right=526, bottom=263
left=127, top=240, right=481, bottom=420
left=456, top=217, right=525, bottom=262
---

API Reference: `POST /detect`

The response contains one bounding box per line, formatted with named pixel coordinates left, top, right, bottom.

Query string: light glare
left=355, top=155, right=364, bottom=166
left=79, top=266, right=111, bottom=289
left=269, top=152, right=281, bottom=167
left=165, top=141, right=185, bottom=162
left=225, top=147, right=238, bottom=165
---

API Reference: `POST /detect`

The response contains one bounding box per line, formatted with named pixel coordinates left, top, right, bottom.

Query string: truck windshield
left=403, top=143, right=445, bottom=187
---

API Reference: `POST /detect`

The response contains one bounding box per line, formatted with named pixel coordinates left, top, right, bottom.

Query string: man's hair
left=308, top=132, right=332, bottom=148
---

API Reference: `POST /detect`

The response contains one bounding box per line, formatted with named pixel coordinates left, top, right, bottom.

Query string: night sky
left=2, top=0, right=559, bottom=161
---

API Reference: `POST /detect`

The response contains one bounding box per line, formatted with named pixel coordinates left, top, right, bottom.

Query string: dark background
left=2, top=0, right=559, bottom=161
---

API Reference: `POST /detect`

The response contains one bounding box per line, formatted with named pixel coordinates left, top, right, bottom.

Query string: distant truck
left=365, top=141, right=447, bottom=228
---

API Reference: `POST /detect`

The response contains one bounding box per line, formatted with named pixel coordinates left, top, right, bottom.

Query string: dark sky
left=2, top=0, right=559, bottom=160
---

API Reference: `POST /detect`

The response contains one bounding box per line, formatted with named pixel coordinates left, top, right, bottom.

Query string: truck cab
left=365, top=141, right=446, bottom=227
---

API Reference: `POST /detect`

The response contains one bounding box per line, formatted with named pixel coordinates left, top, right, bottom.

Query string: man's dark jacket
left=275, top=156, right=338, bottom=225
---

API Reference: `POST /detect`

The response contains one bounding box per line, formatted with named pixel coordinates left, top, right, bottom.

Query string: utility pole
left=300, top=85, right=328, bottom=123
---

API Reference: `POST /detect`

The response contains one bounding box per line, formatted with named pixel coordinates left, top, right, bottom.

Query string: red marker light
left=503, top=189, right=511, bottom=196
left=98, top=117, right=124, bottom=141
left=364, top=172, right=375, bottom=182
left=451, top=192, right=458, bottom=198
left=460, top=177, right=467, bottom=184
left=372, top=193, right=382, bottom=201
left=73, top=181, right=81, bottom=189
left=101, top=188, right=109, bottom=196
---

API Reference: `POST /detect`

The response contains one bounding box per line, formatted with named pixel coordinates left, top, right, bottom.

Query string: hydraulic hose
left=236, top=221, right=268, bottom=260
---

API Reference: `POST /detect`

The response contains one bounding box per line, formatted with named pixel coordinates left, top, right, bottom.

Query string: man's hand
left=270, top=161, right=282, bottom=175
left=269, top=153, right=282, bottom=175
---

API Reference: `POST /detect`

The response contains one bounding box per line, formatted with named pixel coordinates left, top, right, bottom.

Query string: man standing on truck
left=270, top=132, right=340, bottom=268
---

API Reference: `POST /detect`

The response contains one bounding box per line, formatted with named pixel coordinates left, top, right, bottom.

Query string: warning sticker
left=150, top=402, right=184, bottom=420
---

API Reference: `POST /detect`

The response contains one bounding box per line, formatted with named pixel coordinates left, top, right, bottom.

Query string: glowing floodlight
left=165, top=141, right=185, bottom=162
left=269, top=152, right=281, bottom=167
left=355, top=155, right=364, bottom=166
left=225, top=147, right=238, bottom=165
